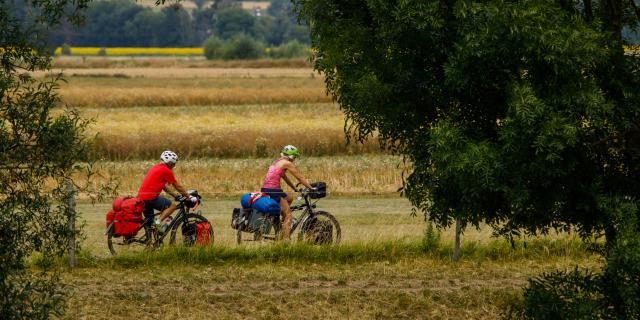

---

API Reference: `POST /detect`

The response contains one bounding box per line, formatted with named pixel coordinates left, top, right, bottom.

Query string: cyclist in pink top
left=261, top=145, right=314, bottom=240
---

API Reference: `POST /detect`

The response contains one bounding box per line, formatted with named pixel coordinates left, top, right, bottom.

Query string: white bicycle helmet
left=160, top=150, right=178, bottom=164
left=281, top=145, right=300, bottom=160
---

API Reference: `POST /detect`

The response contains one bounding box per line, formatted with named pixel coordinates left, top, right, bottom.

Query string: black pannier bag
left=231, top=208, right=252, bottom=231
left=309, top=181, right=327, bottom=199
left=247, top=209, right=272, bottom=234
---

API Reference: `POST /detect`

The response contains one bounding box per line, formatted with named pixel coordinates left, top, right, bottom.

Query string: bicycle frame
left=287, top=193, right=319, bottom=234
left=153, top=201, right=199, bottom=242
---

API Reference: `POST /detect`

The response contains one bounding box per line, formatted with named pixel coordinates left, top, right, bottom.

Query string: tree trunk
left=604, top=0, right=624, bottom=45
left=452, top=220, right=462, bottom=262
left=66, top=181, right=76, bottom=268
left=584, top=0, right=594, bottom=22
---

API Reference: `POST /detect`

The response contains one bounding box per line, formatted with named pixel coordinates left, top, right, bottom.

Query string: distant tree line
left=46, top=0, right=309, bottom=48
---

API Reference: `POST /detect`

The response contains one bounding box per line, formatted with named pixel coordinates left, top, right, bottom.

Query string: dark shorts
left=261, top=188, right=287, bottom=203
left=143, top=196, right=171, bottom=218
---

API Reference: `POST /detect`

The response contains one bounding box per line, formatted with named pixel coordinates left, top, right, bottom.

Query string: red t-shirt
left=137, top=163, right=177, bottom=200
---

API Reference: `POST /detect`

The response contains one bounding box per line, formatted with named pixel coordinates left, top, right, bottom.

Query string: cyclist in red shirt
left=138, top=150, right=193, bottom=232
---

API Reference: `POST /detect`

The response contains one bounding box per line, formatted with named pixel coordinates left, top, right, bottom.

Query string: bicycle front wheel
left=297, top=211, right=341, bottom=245
left=168, top=213, right=214, bottom=247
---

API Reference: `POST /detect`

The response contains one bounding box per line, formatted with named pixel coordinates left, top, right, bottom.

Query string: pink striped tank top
left=262, top=159, right=285, bottom=189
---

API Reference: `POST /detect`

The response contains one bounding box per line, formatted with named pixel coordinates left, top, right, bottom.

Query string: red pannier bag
left=113, top=211, right=144, bottom=237
left=121, top=197, right=145, bottom=214
left=195, top=221, right=212, bottom=245
left=109, top=196, right=145, bottom=237
left=107, top=196, right=129, bottom=228
left=106, top=210, right=116, bottom=228
left=112, top=196, right=129, bottom=212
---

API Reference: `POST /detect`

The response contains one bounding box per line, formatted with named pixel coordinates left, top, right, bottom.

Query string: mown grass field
left=49, top=57, right=600, bottom=319
left=66, top=196, right=598, bottom=319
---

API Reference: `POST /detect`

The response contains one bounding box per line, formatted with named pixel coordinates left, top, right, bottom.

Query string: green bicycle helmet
left=281, top=145, right=300, bottom=160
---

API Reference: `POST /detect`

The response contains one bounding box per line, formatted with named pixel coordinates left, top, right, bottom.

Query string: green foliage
left=514, top=269, right=607, bottom=319
left=203, top=35, right=224, bottom=60
left=296, top=1, right=640, bottom=314
left=213, top=7, right=256, bottom=40
left=221, top=34, right=264, bottom=60
left=45, top=0, right=310, bottom=47
left=268, top=40, right=309, bottom=59
left=61, top=43, right=71, bottom=55
left=1, top=0, right=94, bottom=318
left=294, top=0, right=640, bottom=241
left=420, top=221, right=441, bottom=252
left=509, top=199, right=640, bottom=319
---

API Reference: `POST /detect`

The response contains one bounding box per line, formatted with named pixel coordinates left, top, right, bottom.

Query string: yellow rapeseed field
left=54, top=47, right=204, bottom=56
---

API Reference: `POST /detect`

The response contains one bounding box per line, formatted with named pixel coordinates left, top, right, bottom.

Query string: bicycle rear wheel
left=106, top=222, right=153, bottom=255
left=168, top=213, right=214, bottom=247
left=236, top=215, right=281, bottom=244
left=297, top=211, right=341, bottom=245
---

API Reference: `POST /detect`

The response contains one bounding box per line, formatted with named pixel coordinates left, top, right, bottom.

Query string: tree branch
left=584, top=0, right=594, bottom=22
left=629, top=0, right=640, bottom=21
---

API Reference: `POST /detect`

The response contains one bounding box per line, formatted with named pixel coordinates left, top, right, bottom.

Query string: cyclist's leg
left=158, top=202, right=177, bottom=221
left=142, top=201, right=156, bottom=226
left=280, top=192, right=294, bottom=239
left=144, top=196, right=173, bottom=223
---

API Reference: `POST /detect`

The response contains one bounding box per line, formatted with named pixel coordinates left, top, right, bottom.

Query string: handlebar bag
left=309, top=182, right=327, bottom=199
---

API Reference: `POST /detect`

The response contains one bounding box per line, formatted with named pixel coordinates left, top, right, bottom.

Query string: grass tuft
left=72, top=238, right=592, bottom=269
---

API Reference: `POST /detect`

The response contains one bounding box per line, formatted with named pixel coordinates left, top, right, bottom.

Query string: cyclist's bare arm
left=164, top=182, right=188, bottom=197
left=283, top=162, right=312, bottom=189
left=282, top=173, right=297, bottom=190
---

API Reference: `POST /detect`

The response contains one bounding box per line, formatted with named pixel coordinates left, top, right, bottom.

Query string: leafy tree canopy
left=294, top=0, right=640, bottom=243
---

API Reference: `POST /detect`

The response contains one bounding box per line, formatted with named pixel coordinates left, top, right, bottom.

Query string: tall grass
left=88, top=155, right=404, bottom=196
left=75, top=238, right=592, bottom=269
left=93, top=128, right=379, bottom=160
left=82, top=104, right=379, bottom=159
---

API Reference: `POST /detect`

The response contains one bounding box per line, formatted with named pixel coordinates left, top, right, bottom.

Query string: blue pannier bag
left=254, top=196, right=280, bottom=215
left=240, top=193, right=252, bottom=209
left=240, top=192, right=280, bottom=215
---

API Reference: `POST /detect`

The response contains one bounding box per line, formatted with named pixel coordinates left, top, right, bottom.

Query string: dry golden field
left=87, top=155, right=404, bottom=197
left=40, top=63, right=366, bottom=159
left=83, top=104, right=378, bottom=159
left=56, top=73, right=329, bottom=108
